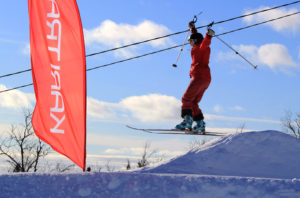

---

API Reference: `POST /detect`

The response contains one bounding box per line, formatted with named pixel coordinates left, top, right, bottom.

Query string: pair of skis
left=126, top=125, right=224, bottom=136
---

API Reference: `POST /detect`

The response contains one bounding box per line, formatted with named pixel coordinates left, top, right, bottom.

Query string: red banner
left=28, top=0, right=86, bottom=170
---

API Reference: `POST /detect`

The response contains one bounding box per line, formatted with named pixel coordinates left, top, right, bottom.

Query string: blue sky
left=0, top=0, right=300, bottom=170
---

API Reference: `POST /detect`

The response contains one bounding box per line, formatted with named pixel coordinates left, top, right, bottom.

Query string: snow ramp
left=1, top=130, right=300, bottom=198
left=143, top=130, right=300, bottom=179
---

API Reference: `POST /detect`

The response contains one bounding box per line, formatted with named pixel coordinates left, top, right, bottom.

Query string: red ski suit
left=181, top=32, right=212, bottom=121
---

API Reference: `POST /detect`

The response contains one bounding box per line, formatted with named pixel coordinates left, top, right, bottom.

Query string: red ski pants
left=181, top=76, right=211, bottom=120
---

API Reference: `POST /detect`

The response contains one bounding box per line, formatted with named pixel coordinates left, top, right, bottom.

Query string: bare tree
left=86, top=163, right=102, bottom=172
left=105, top=160, right=115, bottom=172
left=52, top=162, right=75, bottom=172
left=0, top=110, right=51, bottom=172
left=137, top=141, right=157, bottom=168
left=281, top=111, right=300, bottom=138
left=41, top=160, right=75, bottom=173
left=126, top=159, right=131, bottom=170
left=236, top=123, right=246, bottom=133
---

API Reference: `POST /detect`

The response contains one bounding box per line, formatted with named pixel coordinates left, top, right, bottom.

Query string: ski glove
left=188, top=21, right=195, bottom=29
left=207, top=29, right=215, bottom=37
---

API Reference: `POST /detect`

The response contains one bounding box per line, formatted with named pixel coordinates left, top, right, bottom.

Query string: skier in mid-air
left=175, top=21, right=215, bottom=133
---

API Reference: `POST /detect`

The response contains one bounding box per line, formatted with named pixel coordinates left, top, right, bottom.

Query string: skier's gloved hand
left=189, top=21, right=197, bottom=34
left=207, top=28, right=215, bottom=37
left=188, top=21, right=195, bottom=29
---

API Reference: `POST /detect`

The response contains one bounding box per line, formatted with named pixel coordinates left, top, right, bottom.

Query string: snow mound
left=143, top=130, right=300, bottom=179
left=1, top=130, right=300, bottom=197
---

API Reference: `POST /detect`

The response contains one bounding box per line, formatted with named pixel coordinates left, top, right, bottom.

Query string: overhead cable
left=1, top=11, right=299, bottom=94
left=1, top=0, right=299, bottom=79
left=86, top=0, right=300, bottom=57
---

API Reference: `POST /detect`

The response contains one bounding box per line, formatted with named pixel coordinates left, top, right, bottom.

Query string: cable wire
left=216, top=11, right=300, bottom=37
left=1, top=0, right=299, bottom=79
left=86, top=44, right=182, bottom=71
left=1, top=11, right=299, bottom=94
left=0, top=83, right=33, bottom=93
left=87, top=11, right=300, bottom=71
left=86, top=0, right=300, bottom=57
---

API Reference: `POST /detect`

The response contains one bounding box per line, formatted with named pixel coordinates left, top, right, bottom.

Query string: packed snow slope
left=142, top=130, right=300, bottom=179
left=1, top=130, right=300, bottom=198
left=1, top=172, right=300, bottom=198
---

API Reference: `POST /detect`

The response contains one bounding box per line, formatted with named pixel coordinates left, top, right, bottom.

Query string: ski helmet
left=189, top=33, right=203, bottom=45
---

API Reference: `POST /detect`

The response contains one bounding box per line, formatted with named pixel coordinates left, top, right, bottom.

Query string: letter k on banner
left=28, top=0, right=86, bottom=170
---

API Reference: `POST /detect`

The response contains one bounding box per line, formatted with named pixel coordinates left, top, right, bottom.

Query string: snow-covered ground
left=1, top=130, right=300, bottom=198
left=142, top=130, right=300, bottom=179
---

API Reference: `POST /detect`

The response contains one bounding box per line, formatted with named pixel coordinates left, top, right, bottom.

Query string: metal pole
left=172, top=31, right=190, bottom=67
left=214, top=35, right=258, bottom=69
left=173, top=12, right=202, bottom=67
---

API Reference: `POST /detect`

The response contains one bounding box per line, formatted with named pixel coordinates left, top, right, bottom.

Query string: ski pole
left=214, top=35, right=258, bottom=69
left=172, top=12, right=202, bottom=67
left=172, top=31, right=190, bottom=67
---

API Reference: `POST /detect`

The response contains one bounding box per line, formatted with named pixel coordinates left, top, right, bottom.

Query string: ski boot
left=193, top=120, right=206, bottom=134
left=175, top=115, right=193, bottom=131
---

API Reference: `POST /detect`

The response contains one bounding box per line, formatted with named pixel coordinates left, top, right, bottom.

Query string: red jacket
left=190, top=32, right=212, bottom=79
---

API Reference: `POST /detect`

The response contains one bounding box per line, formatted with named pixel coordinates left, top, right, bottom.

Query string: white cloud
left=87, top=94, right=281, bottom=126
left=217, top=43, right=298, bottom=71
left=87, top=94, right=181, bottom=123
left=243, top=7, right=300, bottom=33
left=230, top=106, right=245, bottom=111
left=84, top=20, right=174, bottom=58
left=120, top=94, right=180, bottom=122
left=0, top=90, right=180, bottom=124
left=22, top=43, right=30, bottom=55
left=217, top=44, right=258, bottom=64
left=105, top=147, right=145, bottom=155
left=87, top=97, right=119, bottom=121
left=258, top=43, right=296, bottom=68
left=87, top=133, right=188, bottom=158
left=88, top=133, right=186, bottom=153
left=87, top=133, right=187, bottom=157
left=236, top=45, right=258, bottom=60
left=214, top=104, right=245, bottom=113
left=0, top=84, right=35, bottom=109
left=213, top=105, right=223, bottom=113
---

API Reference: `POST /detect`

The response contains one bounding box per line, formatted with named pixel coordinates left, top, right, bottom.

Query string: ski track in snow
left=1, top=130, right=300, bottom=198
